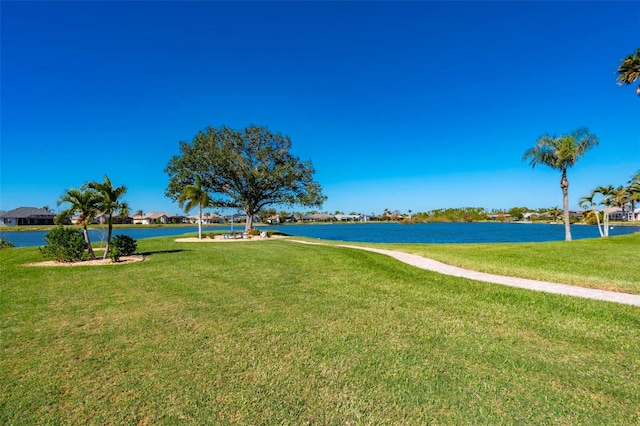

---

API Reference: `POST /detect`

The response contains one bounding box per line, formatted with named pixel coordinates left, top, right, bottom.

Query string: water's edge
left=3, top=222, right=639, bottom=247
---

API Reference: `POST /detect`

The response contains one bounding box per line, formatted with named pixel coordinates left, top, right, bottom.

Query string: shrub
left=109, top=234, right=137, bottom=262
left=40, top=226, right=86, bottom=262
left=0, top=237, right=15, bottom=249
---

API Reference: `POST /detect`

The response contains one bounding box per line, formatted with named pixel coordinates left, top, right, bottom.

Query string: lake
left=2, top=222, right=639, bottom=247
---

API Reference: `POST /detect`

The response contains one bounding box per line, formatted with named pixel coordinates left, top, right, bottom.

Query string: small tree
left=109, top=235, right=137, bottom=262
left=579, top=192, right=604, bottom=237
left=165, top=125, right=326, bottom=231
left=177, top=175, right=211, bottom=239
left=522, top=128, right=599, bottom=241
left=56, top=187, right=101, bottom=260
left=88, top=175, right=129, bottom=259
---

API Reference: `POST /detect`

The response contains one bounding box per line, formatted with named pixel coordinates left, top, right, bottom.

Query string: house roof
left=144, top=212, right=181, bottom=219
left=306, top=213, right=335, bottom=220
left=0, top=207, right=55, bottom=219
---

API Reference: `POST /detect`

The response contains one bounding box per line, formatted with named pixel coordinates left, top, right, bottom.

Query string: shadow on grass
left=139, top=249, right=191, bottom=256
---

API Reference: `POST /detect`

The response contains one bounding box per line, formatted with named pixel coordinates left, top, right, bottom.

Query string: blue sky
left=2, top=1, right=639, bottom=216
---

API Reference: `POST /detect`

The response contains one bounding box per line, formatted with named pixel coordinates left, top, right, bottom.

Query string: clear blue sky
left=2, top=1, right=639, bottom=216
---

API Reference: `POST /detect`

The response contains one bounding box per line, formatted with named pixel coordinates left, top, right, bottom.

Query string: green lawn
left=1, top=236, right=639, bottom=424
left=370, top=233, right=640, bottom=294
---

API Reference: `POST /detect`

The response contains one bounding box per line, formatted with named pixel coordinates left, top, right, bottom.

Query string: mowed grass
left=1, top=236, right=639, bottom=424
left=354, top=233, right=640, bottom=295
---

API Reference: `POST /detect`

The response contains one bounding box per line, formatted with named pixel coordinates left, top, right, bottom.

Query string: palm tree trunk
left=561, top=171, right=572, bottom=241
left=198, top=206, right=203, bottom=239
left=593, top=209, right=603, bottom=238
left=103, top=216, right=113, bottom=259
left=83, top=226, right=96, bottom=260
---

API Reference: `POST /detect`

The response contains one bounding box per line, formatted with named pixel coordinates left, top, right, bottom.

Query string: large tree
left=165, top=125, right=327, bottom=231
left=522, top=128, right=599, bottom=241
left=177, top=175, right=211, bottom=239
left=617, top=48, right=640, bottom=96
left=88, top=175, right=129, bottom=259
left=56, top=187, right=102, bottom=259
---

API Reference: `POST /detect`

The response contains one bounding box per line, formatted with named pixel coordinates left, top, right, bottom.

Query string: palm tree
left=134, top=209, right=144, bottom=224
left=88, top=175, right=128, bottom=259
left=612, top=185, right=632, bottom=221
left=617, top=48, right=640, bottom=96
left=177, top=175, right=211, bottom=239
left=56, top=187, right=101, bottom=259
left=594, top=185, right=615, bottom=237
left=522, top=128, right=599, bottom=241
left=627, top=171, right=640, bottom=218
left=547, top=206, right=562, bottom=224
left=579, top=192, right=603, bottom=237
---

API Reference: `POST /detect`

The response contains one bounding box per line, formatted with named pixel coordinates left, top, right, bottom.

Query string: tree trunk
left=560, top=171, right=572, bottom=241
left=198, top=205, right=203, bottom=239
left=83, top=226, right=96, bottom=260
left=593, top=209, right=603, bottom=238
left=103, top=217, right=113, bottom=259
left=603, top=210, right=610, bottom=237
left=245, top=209, right=254, bottom=231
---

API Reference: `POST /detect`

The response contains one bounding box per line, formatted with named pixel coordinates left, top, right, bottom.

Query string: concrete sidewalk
left=289, top=240, right=640, bottom=307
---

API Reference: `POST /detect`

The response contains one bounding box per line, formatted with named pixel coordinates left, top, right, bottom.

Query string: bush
left=0, top=237, right=15, bottom=249
left=40, top=226, right=86, bottom=262
left=109, top=234, right=137, bottom=261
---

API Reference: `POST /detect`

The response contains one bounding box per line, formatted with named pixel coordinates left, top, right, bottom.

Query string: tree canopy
left=617, top=48, right=640, bottom=95
left=165, top=125, right=327, bottom=230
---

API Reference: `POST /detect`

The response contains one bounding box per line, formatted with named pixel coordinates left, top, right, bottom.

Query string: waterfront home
left=133, top=212, right=185, bottom=224
left=302, top=213, right=335, bottom=222
left=606, top=207, right=635, bottom=222
left=186, top=214, right=223, bottom=224
left=0, top=207, right=56, bottom=226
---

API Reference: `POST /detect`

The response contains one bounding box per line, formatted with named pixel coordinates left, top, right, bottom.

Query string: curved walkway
left=289, top=240, right=640, bottom=307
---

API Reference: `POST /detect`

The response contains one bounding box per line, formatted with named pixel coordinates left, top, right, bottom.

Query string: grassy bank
left=372, top=233, right=640, bottom=294
left=1, top=236, right=639, bottom=424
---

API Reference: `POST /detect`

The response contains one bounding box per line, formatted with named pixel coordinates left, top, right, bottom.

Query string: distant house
left=0, top=207, right=56, bottom=226
left=226, top=214, right=262, bottom=224
left=302, top=213, right=335, bottom=222
left=569, top=210, right=585, bottom=220
left=71, top=212, right=132, bottom=225
left=134, top=212, right=184, bottom=224
left=335, top=214, right=362, bottom=222
left=187, top=214, right=222, bottom=224
left=606, top=207, right=634, bottom=222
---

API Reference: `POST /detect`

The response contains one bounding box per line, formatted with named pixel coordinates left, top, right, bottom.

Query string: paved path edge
left=289, top=240, right=640, bottom=307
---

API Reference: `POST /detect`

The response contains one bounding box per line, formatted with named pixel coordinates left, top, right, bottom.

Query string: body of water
left=2, top=222, right=639, bottom=247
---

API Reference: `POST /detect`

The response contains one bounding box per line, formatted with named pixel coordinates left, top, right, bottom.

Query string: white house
left=605, top=207, right=635, bottom=222
left=133, top=212, right=184, bottom=224
left=187, top=214, right=222, bottom=224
